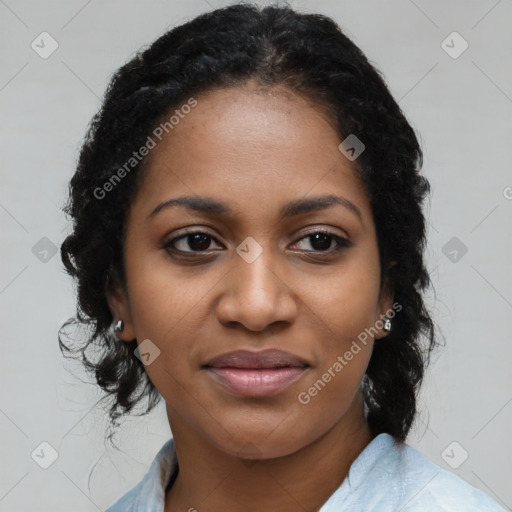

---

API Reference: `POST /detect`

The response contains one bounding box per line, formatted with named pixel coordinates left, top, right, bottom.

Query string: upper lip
left=203, top=349, right=309, bottom=369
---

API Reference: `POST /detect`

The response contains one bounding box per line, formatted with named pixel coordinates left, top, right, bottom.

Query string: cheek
left=296, top=252, right=382, bottom=340
left=293, top=247, right=380, bottom=394
left=125, top=245, right=220, bottom=338
left=124, top=265, right=206, bottom=407
left=295, top=273, right=378, bottom=427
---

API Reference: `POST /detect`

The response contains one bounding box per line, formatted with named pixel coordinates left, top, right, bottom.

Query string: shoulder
left=105, top=437, right=177, bottom=512
left=389, top=439, right=505, bottom=511
left=322, top=434, right=505, bottom=511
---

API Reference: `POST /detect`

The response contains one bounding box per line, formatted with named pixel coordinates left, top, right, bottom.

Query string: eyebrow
left=149, top=194, right=363, bottom=223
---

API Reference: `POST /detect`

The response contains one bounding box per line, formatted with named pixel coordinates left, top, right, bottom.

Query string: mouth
left=202, top=349, right=309, bottom=397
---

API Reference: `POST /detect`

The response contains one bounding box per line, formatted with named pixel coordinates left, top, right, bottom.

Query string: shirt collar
left=131, top=436, right=179, bottom=512
left=127, top=433, right=395, bottom=511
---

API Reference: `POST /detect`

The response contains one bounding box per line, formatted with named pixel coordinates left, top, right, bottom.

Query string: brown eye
left=164, top=232, right=223, bottom=254
left=291, top=231, right=352, bottom=253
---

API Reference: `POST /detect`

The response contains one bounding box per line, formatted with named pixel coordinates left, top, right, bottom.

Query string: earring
left=114, top=319, right=124, bottom=333
left=383, top=316, right=392, bottom=332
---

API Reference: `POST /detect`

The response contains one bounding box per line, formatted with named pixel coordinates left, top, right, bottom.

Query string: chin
left=206, top=418, right=312, bottom=461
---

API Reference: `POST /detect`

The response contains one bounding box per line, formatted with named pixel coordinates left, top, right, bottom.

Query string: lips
left=204, top=349, right=309, bottom=370
left=203, top=349, right=309, bottom=397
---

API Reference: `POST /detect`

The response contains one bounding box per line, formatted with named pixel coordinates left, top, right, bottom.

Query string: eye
left=290, top=230, right=352, bottom=253
left=164, top=231, right=223, bottom=254
left=163, top=229, right=351, bottom=258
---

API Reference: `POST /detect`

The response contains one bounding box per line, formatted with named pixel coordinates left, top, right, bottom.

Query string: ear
left=105, top=272, right=136, bottom=342
left=375, top=261, right=397, bottom=340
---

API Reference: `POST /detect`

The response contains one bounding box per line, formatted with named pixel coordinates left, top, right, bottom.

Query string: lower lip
left=204, top=367, right=307, bottom=397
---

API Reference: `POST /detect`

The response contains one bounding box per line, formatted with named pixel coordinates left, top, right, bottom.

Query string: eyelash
left=162, top=229, right=352, bottom=258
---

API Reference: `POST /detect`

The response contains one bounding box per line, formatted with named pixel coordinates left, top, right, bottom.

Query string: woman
left=59, top=4, right=505, bottom=511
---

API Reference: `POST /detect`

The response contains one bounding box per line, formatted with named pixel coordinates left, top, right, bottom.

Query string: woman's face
left=109, top=82, right=392, bottom=459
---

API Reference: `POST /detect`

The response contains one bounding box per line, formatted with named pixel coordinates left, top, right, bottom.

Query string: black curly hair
left=60, top=2, right=438, bottom=444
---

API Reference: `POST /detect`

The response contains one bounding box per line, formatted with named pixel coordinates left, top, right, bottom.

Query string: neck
left=164, top=392, right=372, bottom=512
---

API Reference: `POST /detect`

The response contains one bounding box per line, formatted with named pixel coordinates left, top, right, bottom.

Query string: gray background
left=1, top=0, right=511, bottom=510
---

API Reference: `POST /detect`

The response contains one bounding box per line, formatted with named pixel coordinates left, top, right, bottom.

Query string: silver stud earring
left=114, top=319, right=124, bottom=333
left=383, top=316, right=392, bottom=332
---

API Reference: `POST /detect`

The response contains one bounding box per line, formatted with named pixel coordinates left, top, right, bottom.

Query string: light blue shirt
left=106, top=433, right=506, bottom=511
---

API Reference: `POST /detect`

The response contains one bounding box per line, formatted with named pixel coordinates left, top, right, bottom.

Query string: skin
left=107, top=81, right=393, bottom=512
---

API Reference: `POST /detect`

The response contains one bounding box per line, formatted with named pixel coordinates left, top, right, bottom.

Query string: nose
left=216, top=251, right=297, bottom=332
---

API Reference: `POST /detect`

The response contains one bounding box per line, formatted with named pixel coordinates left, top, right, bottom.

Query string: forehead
left=131, top=83, right=371, bottom=224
